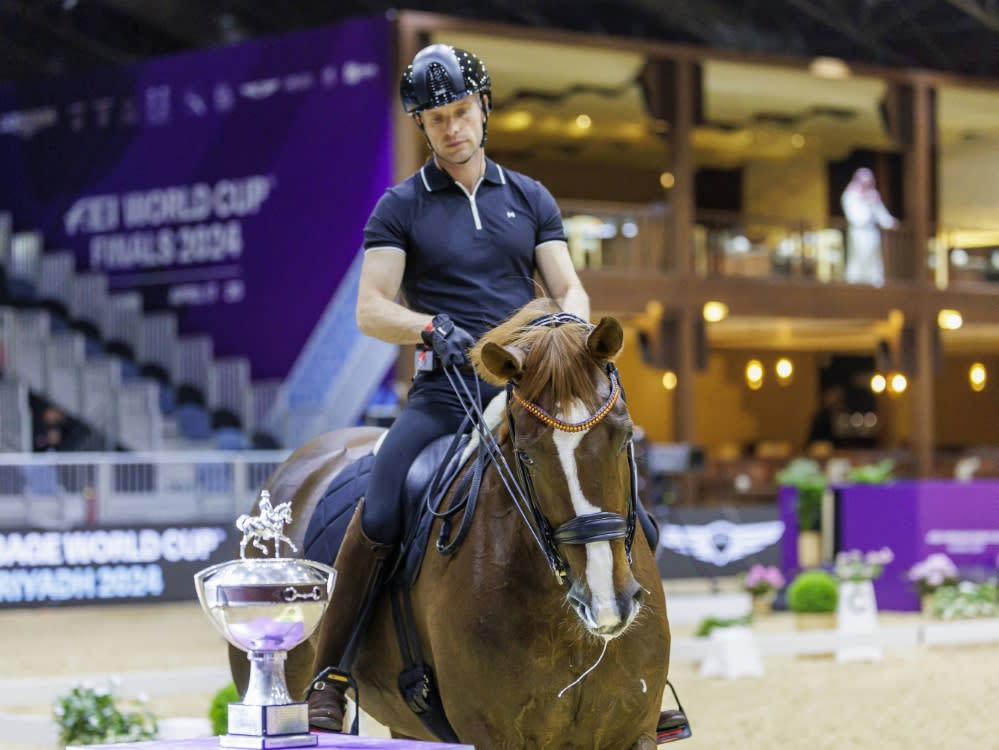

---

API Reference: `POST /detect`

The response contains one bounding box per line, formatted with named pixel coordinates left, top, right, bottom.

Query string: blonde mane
left=470, top=299, right=606, bottom=412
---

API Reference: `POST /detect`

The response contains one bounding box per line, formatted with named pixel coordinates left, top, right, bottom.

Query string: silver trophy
left=195, top=490, right=336, bottom=748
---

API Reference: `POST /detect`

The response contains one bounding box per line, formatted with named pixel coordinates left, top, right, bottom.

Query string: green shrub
left=210, top=683, right=241, bottom=736
left=787, top=569, right=839, bottom=613
left=53, top=681, right=158, bottom=745
left=846, top=458, right=895, bottom=484
left=694, top=613, right=753, bottom=638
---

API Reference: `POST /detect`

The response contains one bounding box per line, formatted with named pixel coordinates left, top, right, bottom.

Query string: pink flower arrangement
left=741, top=564, right=786, bottom=598
left=907, top=553, right=959, bottom=596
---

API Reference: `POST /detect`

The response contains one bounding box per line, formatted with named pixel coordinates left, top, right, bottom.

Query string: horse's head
left=473, top=300, right=643, bottom=638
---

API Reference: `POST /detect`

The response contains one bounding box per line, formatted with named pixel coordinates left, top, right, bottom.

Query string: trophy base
left=222, top=702, right=316, bottom=748
left=220, top=733, right=318, bottom=749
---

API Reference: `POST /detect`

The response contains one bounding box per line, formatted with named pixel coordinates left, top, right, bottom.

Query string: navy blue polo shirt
left=363, top=157, right=567, bottom=339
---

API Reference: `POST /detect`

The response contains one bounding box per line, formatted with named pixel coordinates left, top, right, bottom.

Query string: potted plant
left=786, top=569, right=838, bottom=631
left=53, top=679, right=158, bottom=746
left=833, top=547, right=893, bottom=651
left=846, top=458, right=895, bottom=484
left=740, top=564, right=786, bottom=615
left=834, top=547, right=894, bottom=584
left=775, top=458, right=827, bottom=567
left=907, top=553, right=960, bottom=614
left=931, top=580, right=999, bottom=620
left=694, top=613, right=753, bottom=638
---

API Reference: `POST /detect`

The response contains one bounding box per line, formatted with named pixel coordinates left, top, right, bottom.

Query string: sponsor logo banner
left=653, top=505, right=784, bottom=578
left=0, top=524, right=233, bottom=608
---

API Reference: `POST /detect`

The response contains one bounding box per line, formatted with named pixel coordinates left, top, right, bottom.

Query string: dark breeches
left=361, top=372, right=500, bottom=545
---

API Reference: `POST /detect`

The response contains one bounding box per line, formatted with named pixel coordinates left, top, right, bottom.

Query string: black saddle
left=302, top=431, right=473, bottom=578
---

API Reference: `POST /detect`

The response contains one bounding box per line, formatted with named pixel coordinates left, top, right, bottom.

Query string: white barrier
left=0, top=450, right=290, bottom=528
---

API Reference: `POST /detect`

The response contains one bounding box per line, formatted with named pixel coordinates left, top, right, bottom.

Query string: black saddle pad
left=302, top=432, right=472, bottom=574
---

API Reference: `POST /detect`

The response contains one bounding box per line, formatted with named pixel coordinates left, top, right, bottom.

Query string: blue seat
left=214, top=426, right=249, bottom=450
left=176, top=402, right=212, bottom=440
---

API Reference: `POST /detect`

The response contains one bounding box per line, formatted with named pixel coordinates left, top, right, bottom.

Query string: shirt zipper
left=454, top=177, right=485, bottom=230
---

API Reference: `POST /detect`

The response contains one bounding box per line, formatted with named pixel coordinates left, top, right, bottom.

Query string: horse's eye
left=517, top=450, right=534, bottom=466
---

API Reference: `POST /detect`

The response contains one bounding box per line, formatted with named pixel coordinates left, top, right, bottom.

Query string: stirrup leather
left=656, top=681, right=692, bottom=744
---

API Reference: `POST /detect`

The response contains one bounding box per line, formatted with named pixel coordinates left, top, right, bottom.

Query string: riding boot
left=307, top=500, right=393, bottom=732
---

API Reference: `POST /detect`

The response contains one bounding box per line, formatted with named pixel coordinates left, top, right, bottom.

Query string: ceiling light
left=501, top=110, right=533, bottom=131
left=970, top=363, right=987, bottom=392
left=662, top=371, right=678, bottom=391
left=702, top=301, right=729, bottom=323
left=575, top=114, right=592, bottom=129
left=745, top=359, right=764, bottom=390
left=937, top=309, right=963, bottom=330
left=889, top=372, right=908, bottom=395
left=775, top=357, right=794, bottom=382
left=659, top=172, right=676, bottom=189
left=808, top=56, right=851, bottom=80
left=790, top=133, right=806, bottom=148
left=871, top=374, right=887, bottom=394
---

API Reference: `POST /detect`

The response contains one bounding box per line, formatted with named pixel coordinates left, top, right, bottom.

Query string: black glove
left=421, top=314, right=475, bottom=367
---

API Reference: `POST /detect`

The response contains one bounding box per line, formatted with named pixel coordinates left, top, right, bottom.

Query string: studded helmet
left=400, top=44, right=491, bottom=115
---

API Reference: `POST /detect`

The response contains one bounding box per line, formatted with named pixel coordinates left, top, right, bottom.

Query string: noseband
left=505, top=313, right=638, bottom=585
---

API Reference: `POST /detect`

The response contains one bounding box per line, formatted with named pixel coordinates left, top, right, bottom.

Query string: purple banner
left=0, top=17, right=394, bottom=378
left=781, top=480, right=999, bottom=611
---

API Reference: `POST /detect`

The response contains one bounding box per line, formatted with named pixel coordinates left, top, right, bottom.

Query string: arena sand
left=3, top=598, right=997, bottom=749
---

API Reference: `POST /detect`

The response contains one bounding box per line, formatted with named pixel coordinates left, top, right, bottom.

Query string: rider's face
left=418, top=96, right=485, bottom=164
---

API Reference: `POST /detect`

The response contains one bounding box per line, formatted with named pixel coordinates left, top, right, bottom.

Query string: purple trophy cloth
left=229, top=617, right=306, bottom=651
left=71, top=737, right=473, bottom=749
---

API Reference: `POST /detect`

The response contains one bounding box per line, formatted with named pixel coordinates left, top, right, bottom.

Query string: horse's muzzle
left=568, top=580, right=644, bottom=637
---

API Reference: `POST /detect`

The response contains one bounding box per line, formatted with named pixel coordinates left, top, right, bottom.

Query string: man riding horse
left=306, top=43, right=684, bottom=739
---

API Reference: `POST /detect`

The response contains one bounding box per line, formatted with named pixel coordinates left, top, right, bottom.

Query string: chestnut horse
left=231, top=299, right=672, bottom=749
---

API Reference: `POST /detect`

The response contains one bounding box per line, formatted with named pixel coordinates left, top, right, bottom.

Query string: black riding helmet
left=400, top=44, right=492, bottom=145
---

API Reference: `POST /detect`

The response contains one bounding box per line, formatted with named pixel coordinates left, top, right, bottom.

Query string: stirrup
left=656, top=681, right=692, bottom=744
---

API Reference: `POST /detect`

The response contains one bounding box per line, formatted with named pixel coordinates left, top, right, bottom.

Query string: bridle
left=503, top=313, right=638, bottom=585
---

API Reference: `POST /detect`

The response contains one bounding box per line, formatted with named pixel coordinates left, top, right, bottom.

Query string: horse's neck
left=473, top=450, right=558, bottom=584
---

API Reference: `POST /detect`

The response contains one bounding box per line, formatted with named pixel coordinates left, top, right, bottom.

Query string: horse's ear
left=479, top=342, right=525, bottom=383
left=587, top=317, right=624, bottom=361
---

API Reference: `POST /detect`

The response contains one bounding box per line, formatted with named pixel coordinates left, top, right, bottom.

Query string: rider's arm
left=356, top=248, right=433, bottom=344
left=536, top=240, right=590, bottom=322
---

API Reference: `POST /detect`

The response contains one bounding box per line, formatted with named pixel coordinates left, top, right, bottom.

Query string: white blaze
left=551, top=399, right=618, bottom=628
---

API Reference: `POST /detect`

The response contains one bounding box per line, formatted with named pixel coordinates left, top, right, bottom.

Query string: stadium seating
left=0, top=213, right=291, bottom=452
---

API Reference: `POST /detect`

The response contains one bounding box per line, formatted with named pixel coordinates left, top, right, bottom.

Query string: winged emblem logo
left=659, top=520, right=785, bottom=567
